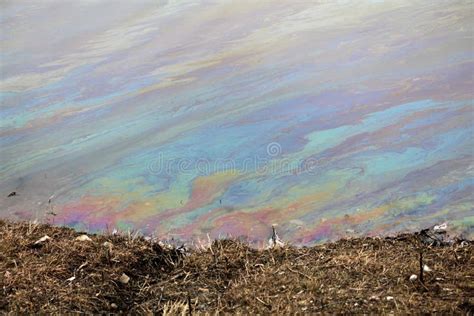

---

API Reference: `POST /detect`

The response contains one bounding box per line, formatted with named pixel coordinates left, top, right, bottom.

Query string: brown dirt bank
left=0, top=220, right=472, bottom=314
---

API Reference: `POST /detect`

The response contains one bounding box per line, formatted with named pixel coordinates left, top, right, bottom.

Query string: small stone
left=119, top=273, right=130, bottom=284
left=76, top=235, right=92, bottom=242
left=110, top=303, right=118, bottom=309
left=386, top=296, right=394, bottom=301
left=409, top=274, right=418, bottom=282
left=369, top=295, right=379, bottom=301
left=423, top=264, right=433, bottom=272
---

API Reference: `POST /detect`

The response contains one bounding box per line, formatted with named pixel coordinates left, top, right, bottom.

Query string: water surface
left=1, top=1, right=473, bottom=244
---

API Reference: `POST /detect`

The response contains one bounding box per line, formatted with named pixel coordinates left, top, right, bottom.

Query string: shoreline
left=1, top=220, right=472, bottom=313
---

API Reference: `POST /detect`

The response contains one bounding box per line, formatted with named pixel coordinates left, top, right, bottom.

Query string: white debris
left=369, top=295, right=379, bottom=301
left=78, top=262, right=88, bottom=271
left=112, top=229, right=118, bottom=235
left=423, top=264, right=433, bottom=272
left=119, top=273, right=130, bottom=284
left=386, top=296, right=394, bottom=301
left=460, top=241, right=469, bottom=248
left=177, top=245, right=187, bottom=254
left=75, top=235, right=92, bottom=242
left=34, top=235, right=52, bottom=245
left=433, top=222, right=447, bottom=232
left=409, top=274, right=418, bottom=282
left=103, top=241, right=113, bottom=249
left=66, top=276, right=76, bottom=282
left=268, top=237, right=285, bottom=249
left=158, top=241, right=174, bottom=249
left=268, top=225, right=285, bottom=249
left=110, top=303, right=118, bottom=309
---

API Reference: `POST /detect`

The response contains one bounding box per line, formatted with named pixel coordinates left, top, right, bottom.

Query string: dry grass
left=0, top=220, right=472, bottom=314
